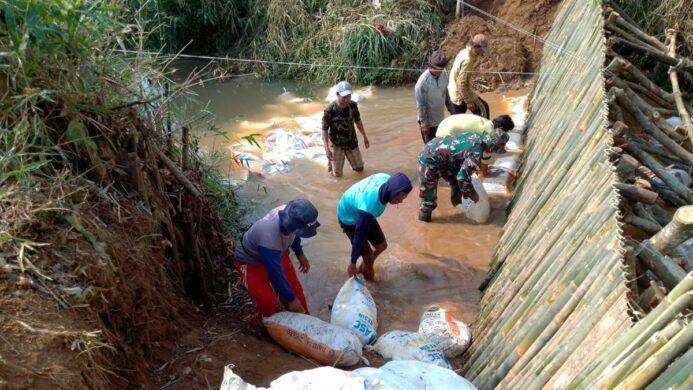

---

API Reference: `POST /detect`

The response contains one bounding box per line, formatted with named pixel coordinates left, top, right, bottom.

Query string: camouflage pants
left=418, top=164, right=460, bottom=213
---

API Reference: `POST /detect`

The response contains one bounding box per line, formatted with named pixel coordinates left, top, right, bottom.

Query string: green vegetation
left=129, top=0, right=452, bottom=85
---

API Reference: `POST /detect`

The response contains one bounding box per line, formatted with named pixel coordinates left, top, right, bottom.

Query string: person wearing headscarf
left=415, top=50, right=450, bottom=143
left=234, top=199, right=320, bottom=319
left=417, top=129, right=509, bottom=222
left=337, top=173, right=413, bottom=281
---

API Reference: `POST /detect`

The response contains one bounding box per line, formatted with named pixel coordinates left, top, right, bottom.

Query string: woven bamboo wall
left=463, top=0, right=633, bottom=388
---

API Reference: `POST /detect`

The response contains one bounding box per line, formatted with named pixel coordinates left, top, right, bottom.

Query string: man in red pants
left=234, top=199, right=320, bottom=319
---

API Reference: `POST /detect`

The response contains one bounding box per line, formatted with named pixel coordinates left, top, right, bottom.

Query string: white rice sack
left=270, top=366, right=365, bottom=389
left=460, top=176, right=490, bottom=223
left=331, top=277, right=378, bottom=345
left=505, top=131, right=524, bottom=152
left=483, top=169, right=510, bottom=195
left=354, top=360, right=476, bottom=390
left=373, top=331, right=452, bottom=369
left=491, top=154, right=519, bottom=173
left=263, top=312, right=363, bottom=366
left=220, top=365, right=258, bottom=390
left=418, top=306, right=471, bottom=358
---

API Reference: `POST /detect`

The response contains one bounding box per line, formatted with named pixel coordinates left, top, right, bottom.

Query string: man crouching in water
left=337, top=173, right=413, bottom=281
left=233, top=199, right=319, bottom=320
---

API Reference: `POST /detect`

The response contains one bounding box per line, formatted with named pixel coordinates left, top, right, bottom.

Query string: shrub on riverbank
left=0, top=1, right=245, bottom=386
left=130, top=0, right=452, bottom=85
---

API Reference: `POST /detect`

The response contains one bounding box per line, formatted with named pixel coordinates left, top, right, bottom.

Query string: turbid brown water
left=194, top=77, right=526, bottom=332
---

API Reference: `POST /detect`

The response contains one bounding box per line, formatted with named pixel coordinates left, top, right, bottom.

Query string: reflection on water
left=194, top=76, right=527, bottom=331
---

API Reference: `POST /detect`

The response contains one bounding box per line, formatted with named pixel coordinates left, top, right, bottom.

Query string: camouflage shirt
left=418, top=133, right=488, bottom=198
left=322, top=101, right=361, bottom=150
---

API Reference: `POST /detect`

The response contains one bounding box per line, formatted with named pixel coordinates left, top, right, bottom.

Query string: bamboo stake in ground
left=649, top=206, right=693, bottom=255
left=666, top=29, right=693, bottom=149
left=631, top=238, right=688, bottom=290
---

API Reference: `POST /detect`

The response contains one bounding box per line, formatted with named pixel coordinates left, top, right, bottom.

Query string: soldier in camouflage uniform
left=322, top=81, right=370, bottom=177
left=417, top=129, right=509, bottom=222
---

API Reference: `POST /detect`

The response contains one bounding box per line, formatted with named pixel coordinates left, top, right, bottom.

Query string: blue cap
left=279, top=199, right=320, bottom=238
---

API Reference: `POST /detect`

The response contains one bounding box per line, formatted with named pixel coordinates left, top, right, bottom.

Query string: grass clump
left=130, top=0, right=452, bottom=85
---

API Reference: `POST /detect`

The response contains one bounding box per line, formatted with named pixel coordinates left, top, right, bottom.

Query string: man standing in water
left=322, top=81, right=370, bottom=177
left=338, top=173, right=413, bottom=281
left=447, top=34, right=492, bottom=118
left=415, top=50, right=449, bottom=143
left=233, top=199, right=320, bottom=319
left=417, top=129, right=508, bottom=222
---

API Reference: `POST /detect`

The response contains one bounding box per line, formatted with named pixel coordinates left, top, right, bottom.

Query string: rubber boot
left=418, top=210, right=432, bottom=222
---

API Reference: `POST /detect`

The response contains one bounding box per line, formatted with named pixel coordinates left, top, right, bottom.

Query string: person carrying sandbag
left=233, top=199, right=320, bottom=320
left=338, top=173, right=412, bottom=281
left=417, top=130, right=508, bottom=222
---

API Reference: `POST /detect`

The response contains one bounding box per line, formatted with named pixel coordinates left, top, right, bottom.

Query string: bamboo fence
left=464, top=0, right=692, bottom=388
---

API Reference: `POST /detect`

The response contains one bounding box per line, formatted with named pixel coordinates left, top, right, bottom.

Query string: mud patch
left=441, top=0, right=562, bottom=90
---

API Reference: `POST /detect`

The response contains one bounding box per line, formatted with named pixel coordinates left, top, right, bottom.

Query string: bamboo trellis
left=464, top=0, right=691, bottom=388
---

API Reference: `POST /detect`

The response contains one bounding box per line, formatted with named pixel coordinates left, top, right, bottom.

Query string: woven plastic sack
left=219, top=365, right=364, bottom=390
left=418, top=306, right=471, bottom=358
left=354, top=360, right=476, bottom=390
left=460, top=176, right=490, bottom=223
left=263, top=312, right=363, bottom=366
left=331, top=276, right=378, bottom=345
left=373, top=331, right=452, bottom=369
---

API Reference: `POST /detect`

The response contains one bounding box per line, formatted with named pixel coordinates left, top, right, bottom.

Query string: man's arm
left=457, top=151, right=482, bottom=202
left=352, top=104, right=369, bottom=149
left=258, top=246, right=296, bottom=303
left=321, top=110, right=333, bottom=160
left=415, top=78, right=430, bottom=128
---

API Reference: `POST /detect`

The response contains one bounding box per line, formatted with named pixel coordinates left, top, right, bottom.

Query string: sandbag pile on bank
left=219, top=360, right=476, bottom=390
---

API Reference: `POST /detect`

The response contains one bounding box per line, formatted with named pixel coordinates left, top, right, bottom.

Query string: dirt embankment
left=441, top=0, right=562, bottom=90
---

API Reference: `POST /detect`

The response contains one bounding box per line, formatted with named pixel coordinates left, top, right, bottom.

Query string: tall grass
left=130, top=0, right=451, bottom=85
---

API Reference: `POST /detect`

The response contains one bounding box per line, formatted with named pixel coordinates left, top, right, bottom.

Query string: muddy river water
left=193, top=76, right=526, bottom=332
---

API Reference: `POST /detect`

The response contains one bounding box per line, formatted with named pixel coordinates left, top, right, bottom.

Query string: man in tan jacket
left=447, top=34, right=491, bottom=118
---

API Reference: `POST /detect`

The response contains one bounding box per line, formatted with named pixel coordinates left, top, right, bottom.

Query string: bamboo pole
left=599, top=319, right=685, bottom=388
left=610, top=37, right=693, bottom=73
left=569, top=276, right=693, bottom=387
left=615, top=183, right=658, bottom=204
left=607, top=11, right=668, bottom=53
left=633, top=239, right=688, bottom=290
left=607, top=55, right=675, bottom=106
left=157, top=150, right=202, bottom=198
left=666, top=29, right=693, bottom=149
left=649, top=206, right=693, bottom=255
left=616, top=323, right=693, bottom=389
left=623, top=140, right=693, bottom=203
left=614, top=89, right=693, bottom=165
left=644, top=347, right=693, bottom=389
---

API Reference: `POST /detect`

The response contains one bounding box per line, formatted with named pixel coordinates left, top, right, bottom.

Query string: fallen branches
left=666, top=29, right=693, bottom=149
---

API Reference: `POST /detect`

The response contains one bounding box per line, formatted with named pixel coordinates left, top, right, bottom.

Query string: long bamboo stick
left=666, top=29, right=693, bottom=149
left=615, top=323, right=693, bottom=389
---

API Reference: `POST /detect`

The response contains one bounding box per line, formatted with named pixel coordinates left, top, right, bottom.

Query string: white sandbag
left=418, top=306, right=471, bottom=358
left=219, top=365, right=364, bottom=390
left=331, top=276, right=378, bottom=345
left=373, top=330, right=452, bottom=369
left=270, top=366, right=365, bottom=389
left=220, top=365, right=258, bottom=390
left=491, top=154, right=519, bottom=173
left=505, top=131, right=524, bottom=152
left=354, top=360, right=476, bottom=390
left=263, top=312, right=363, bottom=366
left=483, top=168, right=510, bottom=195
left=460, top=176, right=490, bottom=223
